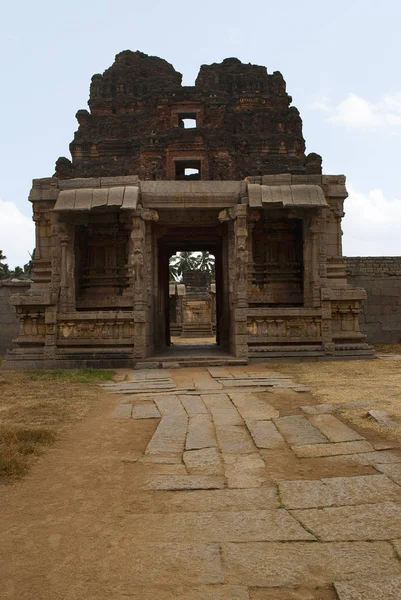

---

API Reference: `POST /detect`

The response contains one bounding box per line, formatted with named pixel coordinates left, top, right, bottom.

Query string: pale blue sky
left=1, top=0, right=401, bottom=266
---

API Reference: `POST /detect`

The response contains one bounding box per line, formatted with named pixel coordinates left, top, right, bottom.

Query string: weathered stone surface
left=112, top=402, right=132, bottom=418
left=215, top=425, right=255, bottom=454
left=229, top=393, right=279, bottom=420
left=223, top=454, right=265, bottom=489
left=368, top=409, right=398, bottom=427
left=186, top=414, right=217, bottom=450
left=307, top=414, right=364, bottom=442
left=145, top=475, right=225, bottom=490
left=209, top=406, right=243, bottom=426
left=334, top=576, right=401, bottom=600
left=183, top=448, right=223, bottom=475
left=279, top=474, right=401, bottom=509
left=274, top=415, right=328, bottom=446
left=222, top=541, right=401, bottom=587
left=145, top=416, right=188, bottom=455
left=126, top=509, right=314, bottom=543
left=134, top=362, right=160, bottom=369
left=246, top=420, right=286, bottom=449
left=343, top=450, right=401, bottom=465
left=375, top=462, right=401, bottom=484
left=180, top=395, right=208, bottom=415
left=154, top=395, right=187, bottom=416
left=132, top=403, right=161, bottom=419
left=292, top=440, right=373, bottom=458
left=201, top=394, right=233, bottom=408
left=292, top=502, right=401, bottom=541
left=106, top=542, right=224, bottom=585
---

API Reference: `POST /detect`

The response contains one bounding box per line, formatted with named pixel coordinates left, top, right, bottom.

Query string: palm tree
left=169, top=252, right=199, bottom=281
left=196, top=251, right=215, bottom=278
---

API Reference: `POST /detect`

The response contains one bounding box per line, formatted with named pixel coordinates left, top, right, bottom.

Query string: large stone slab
left=274, top=415, right=328, bottom=446
left=154, top=395, right=187, bottom=416
left=201, top=393, right=233, bottom=408
left=308, top=414, right=364, bottom=442
left=208, top=367, right=233, bottom=378
left=368, top=409, right=398, bottom=427
left=132, top=403, right=161, bottom=419
left=223, top=454, right=265, bottom=489
left=351, top=451, right=401, bottom=465
left=229, top=392, right=279, bottom=420
left=104, top=542, right=224, bottom=585
left=279, top=474, right=401, bottom=509
left=334, top=576, right=401, bottom=600
left=145, top=475, right=225, bottom=490
left=209, top=406, right=243, bottom=426
left=246, top=420, right=286, bottom=449
left=112, top=402, right=132, bottom=418
left=215, top=425, right=255, bottom=454
left=292, top=502, right=401, bottom=541
left=222, top=541, right=400, bottom=587
left=292, top=440, right=373, bottom=458
left=145, top=416, right=188, bottom=455
left=184, top=448, right=223, bottom=475
left=186, top=414, right=217, bottom=450
left=180, top=395, right=208, bottom=415
left=125, top=509, right=314, bottom=543
left=375, top=462, right=401, bottom=484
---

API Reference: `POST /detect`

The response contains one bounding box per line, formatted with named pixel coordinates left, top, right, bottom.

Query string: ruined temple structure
left=4, top=50, right=374, bottom=368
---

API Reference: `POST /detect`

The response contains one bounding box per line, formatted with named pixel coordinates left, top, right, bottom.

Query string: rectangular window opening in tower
left=175, top=160, right=201, bottom=181
left=178, top=113, right=197, bottom=129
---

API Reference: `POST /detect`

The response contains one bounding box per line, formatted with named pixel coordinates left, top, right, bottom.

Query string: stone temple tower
left=4, top=51, right=373, bottom=368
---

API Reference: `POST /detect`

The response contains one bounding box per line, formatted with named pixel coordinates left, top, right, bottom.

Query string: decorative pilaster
left=58, top=221, right=75, bottom=313
left=131, top=208, right=159, bottom=359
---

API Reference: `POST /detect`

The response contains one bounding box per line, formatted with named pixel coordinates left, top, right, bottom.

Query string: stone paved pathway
left=1, top=365, right=401, bottom=599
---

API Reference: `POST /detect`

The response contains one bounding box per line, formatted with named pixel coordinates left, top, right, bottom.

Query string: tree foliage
left=0, top=250, right=33, bottom=281
left=169, top=251, right=215, bottom=281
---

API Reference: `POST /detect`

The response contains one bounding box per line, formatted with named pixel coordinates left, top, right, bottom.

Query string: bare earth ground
left=0, top=360, right=401, bottom=599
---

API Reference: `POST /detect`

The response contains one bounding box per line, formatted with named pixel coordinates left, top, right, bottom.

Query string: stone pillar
left=233, top=204, right=249, bottom=359
left=58, top=221, right=75, bottom=313
left=131, top=208, right=159, bottom=359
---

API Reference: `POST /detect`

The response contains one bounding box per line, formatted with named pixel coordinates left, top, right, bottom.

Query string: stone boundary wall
left=346, top=257, right=401, bottom=344
left=0, top=280, right=31, bottom=355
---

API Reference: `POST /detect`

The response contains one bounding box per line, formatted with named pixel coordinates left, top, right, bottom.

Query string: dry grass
left=275, top=358, right=401, bottom=444
left=0, top=369, right=115, bottom=482
left=375, top=343, right=401, bottom=354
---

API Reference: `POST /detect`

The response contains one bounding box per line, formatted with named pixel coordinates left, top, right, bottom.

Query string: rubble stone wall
left=0, top=280, right=31, bottom=355
left=346, top=257, right=401, bottom=344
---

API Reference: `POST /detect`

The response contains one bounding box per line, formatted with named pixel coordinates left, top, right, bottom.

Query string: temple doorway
left=154, top=223, right=231, bottom=356
left=169, top=250, right=216, bottom=347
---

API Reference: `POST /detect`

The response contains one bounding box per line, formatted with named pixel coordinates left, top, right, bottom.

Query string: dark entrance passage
left=154, top=224, right=230, bottom=356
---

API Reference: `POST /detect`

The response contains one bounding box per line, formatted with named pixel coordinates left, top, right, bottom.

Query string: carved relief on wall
left=58, top=319, right=135, bottom=343
left=249, top=215, right=303, bottom=305
left=247, top=316, right=321, bottom=340
left=331, top=301, right=362, bottom=336
left=15, top=308, right=46, bottom=343
left=75, top=218, right=131, bottom=309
